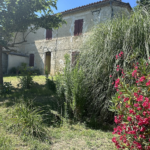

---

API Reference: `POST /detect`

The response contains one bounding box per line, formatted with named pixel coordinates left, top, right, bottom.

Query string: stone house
left=3, top=0, right=132, bottom=75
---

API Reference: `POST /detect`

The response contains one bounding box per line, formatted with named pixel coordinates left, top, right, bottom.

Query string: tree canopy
left=0, top=0, right=65, bottom=47
left=0, top=0, right=65, bottom=85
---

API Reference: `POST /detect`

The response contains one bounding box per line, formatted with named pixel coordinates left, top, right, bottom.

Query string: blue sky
left=53, top=0, right=137, bottom=13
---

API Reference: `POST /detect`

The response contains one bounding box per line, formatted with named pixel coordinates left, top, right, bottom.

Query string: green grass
left=0, top=76, right=116, bottom=150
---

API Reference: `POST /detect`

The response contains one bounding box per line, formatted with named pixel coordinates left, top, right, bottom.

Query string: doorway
left=45, top=52, right=51, bottom=74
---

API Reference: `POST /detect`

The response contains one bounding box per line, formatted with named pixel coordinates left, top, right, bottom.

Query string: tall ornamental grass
left=56, top=8, right=150, bottom=124
left=79, top=8, right=150, bottom=122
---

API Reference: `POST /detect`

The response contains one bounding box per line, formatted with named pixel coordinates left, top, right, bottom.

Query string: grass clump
left=10, top=102, right=48, bottom=139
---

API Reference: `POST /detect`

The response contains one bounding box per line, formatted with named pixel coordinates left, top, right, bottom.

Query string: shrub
left=55, top=54, right=87, bottom=121
left=11, top=102, right=47, bottom=139
left=9, top=67, right=17, bottom=75
left=0, top=82, right=12, bottom=97
left=17, top=63, right=33, bottom=89
left=110, top=58, right=150, bottom=149
left=45, top=78, right=56, bottom=93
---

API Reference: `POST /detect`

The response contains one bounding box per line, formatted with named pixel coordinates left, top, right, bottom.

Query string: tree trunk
left=0, top=45, right=3, bottom=85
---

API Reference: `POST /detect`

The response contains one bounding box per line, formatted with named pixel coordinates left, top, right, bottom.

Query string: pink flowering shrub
left=110, top=56, right=150, bottom=149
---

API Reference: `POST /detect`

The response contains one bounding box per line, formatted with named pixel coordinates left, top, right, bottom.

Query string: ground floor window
left=29, top=54, right=34, bottom=67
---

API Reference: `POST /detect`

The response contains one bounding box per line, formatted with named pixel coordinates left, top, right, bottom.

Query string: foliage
left=0, top=0, right=65, bottom=85
left=0, top=136, right=12, bottom=150
left=110, top=57, right=150, bottom=149
left=0, top=0, right=65, bottom=46
left=73, top=8, right=150, bottom=123
left=45, top=78, right=56, bottom=93
left=11, top=102, right=47, bottom=139
left=0, top=82, right=12, bottom=96
left=137, top=0, right=150, bottom=7
left=55, top=54, right=87, bottom=121
left=17, top=63, right=33, bottom=89
left=9, top=67, right=17, bottom=75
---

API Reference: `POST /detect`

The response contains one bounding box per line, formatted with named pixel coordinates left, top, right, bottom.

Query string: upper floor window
left=74, top=19, right=83, bottom=36
left=29, top=54, right=34, bottom=67
left=46, top=29, right=52, bottom=40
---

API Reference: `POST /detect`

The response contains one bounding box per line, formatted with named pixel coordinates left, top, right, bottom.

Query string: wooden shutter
left=74, top=20, right=79, bottom=36
left=72, top=52, right=79, bottom=65
left=78, top=19, right=83, bottom=35
left=29, top=54, right=34, bottom=67
left=46, top=29, right=52, bottom=40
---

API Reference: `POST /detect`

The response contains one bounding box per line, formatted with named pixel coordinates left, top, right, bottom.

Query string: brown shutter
left=29, top=54, right=34, bottom=67
left=78, top=19, right=83, bottom=35
left=74, top=20, right=79, bottom=36
left=72, top=51, right=79, bottom=66
left=46, top=29, right=52, bottom=40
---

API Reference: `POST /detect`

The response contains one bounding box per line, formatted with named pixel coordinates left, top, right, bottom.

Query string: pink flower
left=109, top=75, right=112, bottom=77
left=112, top=137, right=117, bottom=143
left=140, top=127, right=146, bottom=132
left=134, top=103, right=139, bottom=107
left=146, top=80, right=150, bottom=86
left=127, top=116, right=132, bottom=121
left=132, top=70, right=137, bottom=78
left=116, top=68, right=119, bottom=71
left=137, top=107, right=142, bottom=110
left=116, top=55, right=118, bottom=59
left=119, top=51, right=124, bottom=57
left=135, top=66, right=138, bottom=69
left=139, top=76, right=146, bottom=82
left=124, top=97, right=129, bottom=102
left=136, top=95, right=143, bottom=102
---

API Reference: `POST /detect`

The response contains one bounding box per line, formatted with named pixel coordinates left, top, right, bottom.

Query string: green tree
left=0, top=0, right=65, bottom=85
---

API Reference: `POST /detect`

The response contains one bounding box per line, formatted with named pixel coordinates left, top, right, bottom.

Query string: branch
left=24, top=28, right=34, bottom=40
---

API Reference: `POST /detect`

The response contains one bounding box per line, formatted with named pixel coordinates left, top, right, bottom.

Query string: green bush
left=46, top=78, right=56, bottom=93
left=9, top=67, right=17, bottom=75
left=17, top=63, right=33, bottom=89
left=55, top=54, right=87, bottom=121
left=0, top=82, right=12, bottom=97
left=11, top=102, right=47, bottom=139
left=110, top=58, right=150, bottom=149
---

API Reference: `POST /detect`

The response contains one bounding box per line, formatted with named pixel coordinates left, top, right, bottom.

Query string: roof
left=61, top=0, right=132, bottom=15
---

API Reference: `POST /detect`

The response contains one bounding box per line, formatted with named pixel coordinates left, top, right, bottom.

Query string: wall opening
left=45, top=52, right=51, bottom=74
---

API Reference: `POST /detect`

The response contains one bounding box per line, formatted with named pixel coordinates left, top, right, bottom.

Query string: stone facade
left=13, top=0, right=132, bottom=75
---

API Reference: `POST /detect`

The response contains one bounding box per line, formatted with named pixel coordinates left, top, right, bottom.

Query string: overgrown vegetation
left=55, top=8, right=150, bottom=125
left=0, top=76, right=114, bottom=149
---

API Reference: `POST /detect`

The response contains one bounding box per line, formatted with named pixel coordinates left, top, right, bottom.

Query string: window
left=72, top=51, right=80, bottom=66
left=46, top=29, right=52, bottom=40
left=74, top=19, right=83, bottom=36
left=29, top=54, right=34, bottom=67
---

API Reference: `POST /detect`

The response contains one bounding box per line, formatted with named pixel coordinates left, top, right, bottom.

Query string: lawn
left=0, top=76, right=116, bottom=150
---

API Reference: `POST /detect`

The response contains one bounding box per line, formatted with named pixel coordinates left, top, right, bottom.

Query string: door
left=45, top=52, right=51, bottom=74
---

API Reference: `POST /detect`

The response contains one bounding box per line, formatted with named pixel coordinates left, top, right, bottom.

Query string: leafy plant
left=17, top=63, right=33, bottom=89
left=110, top=55, right=150, bottom=149
left=55, top=54, right=87, bottom=121
left=0, top=82, right=12, bottom=97
left=11, top=102, right=47, bottom=139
